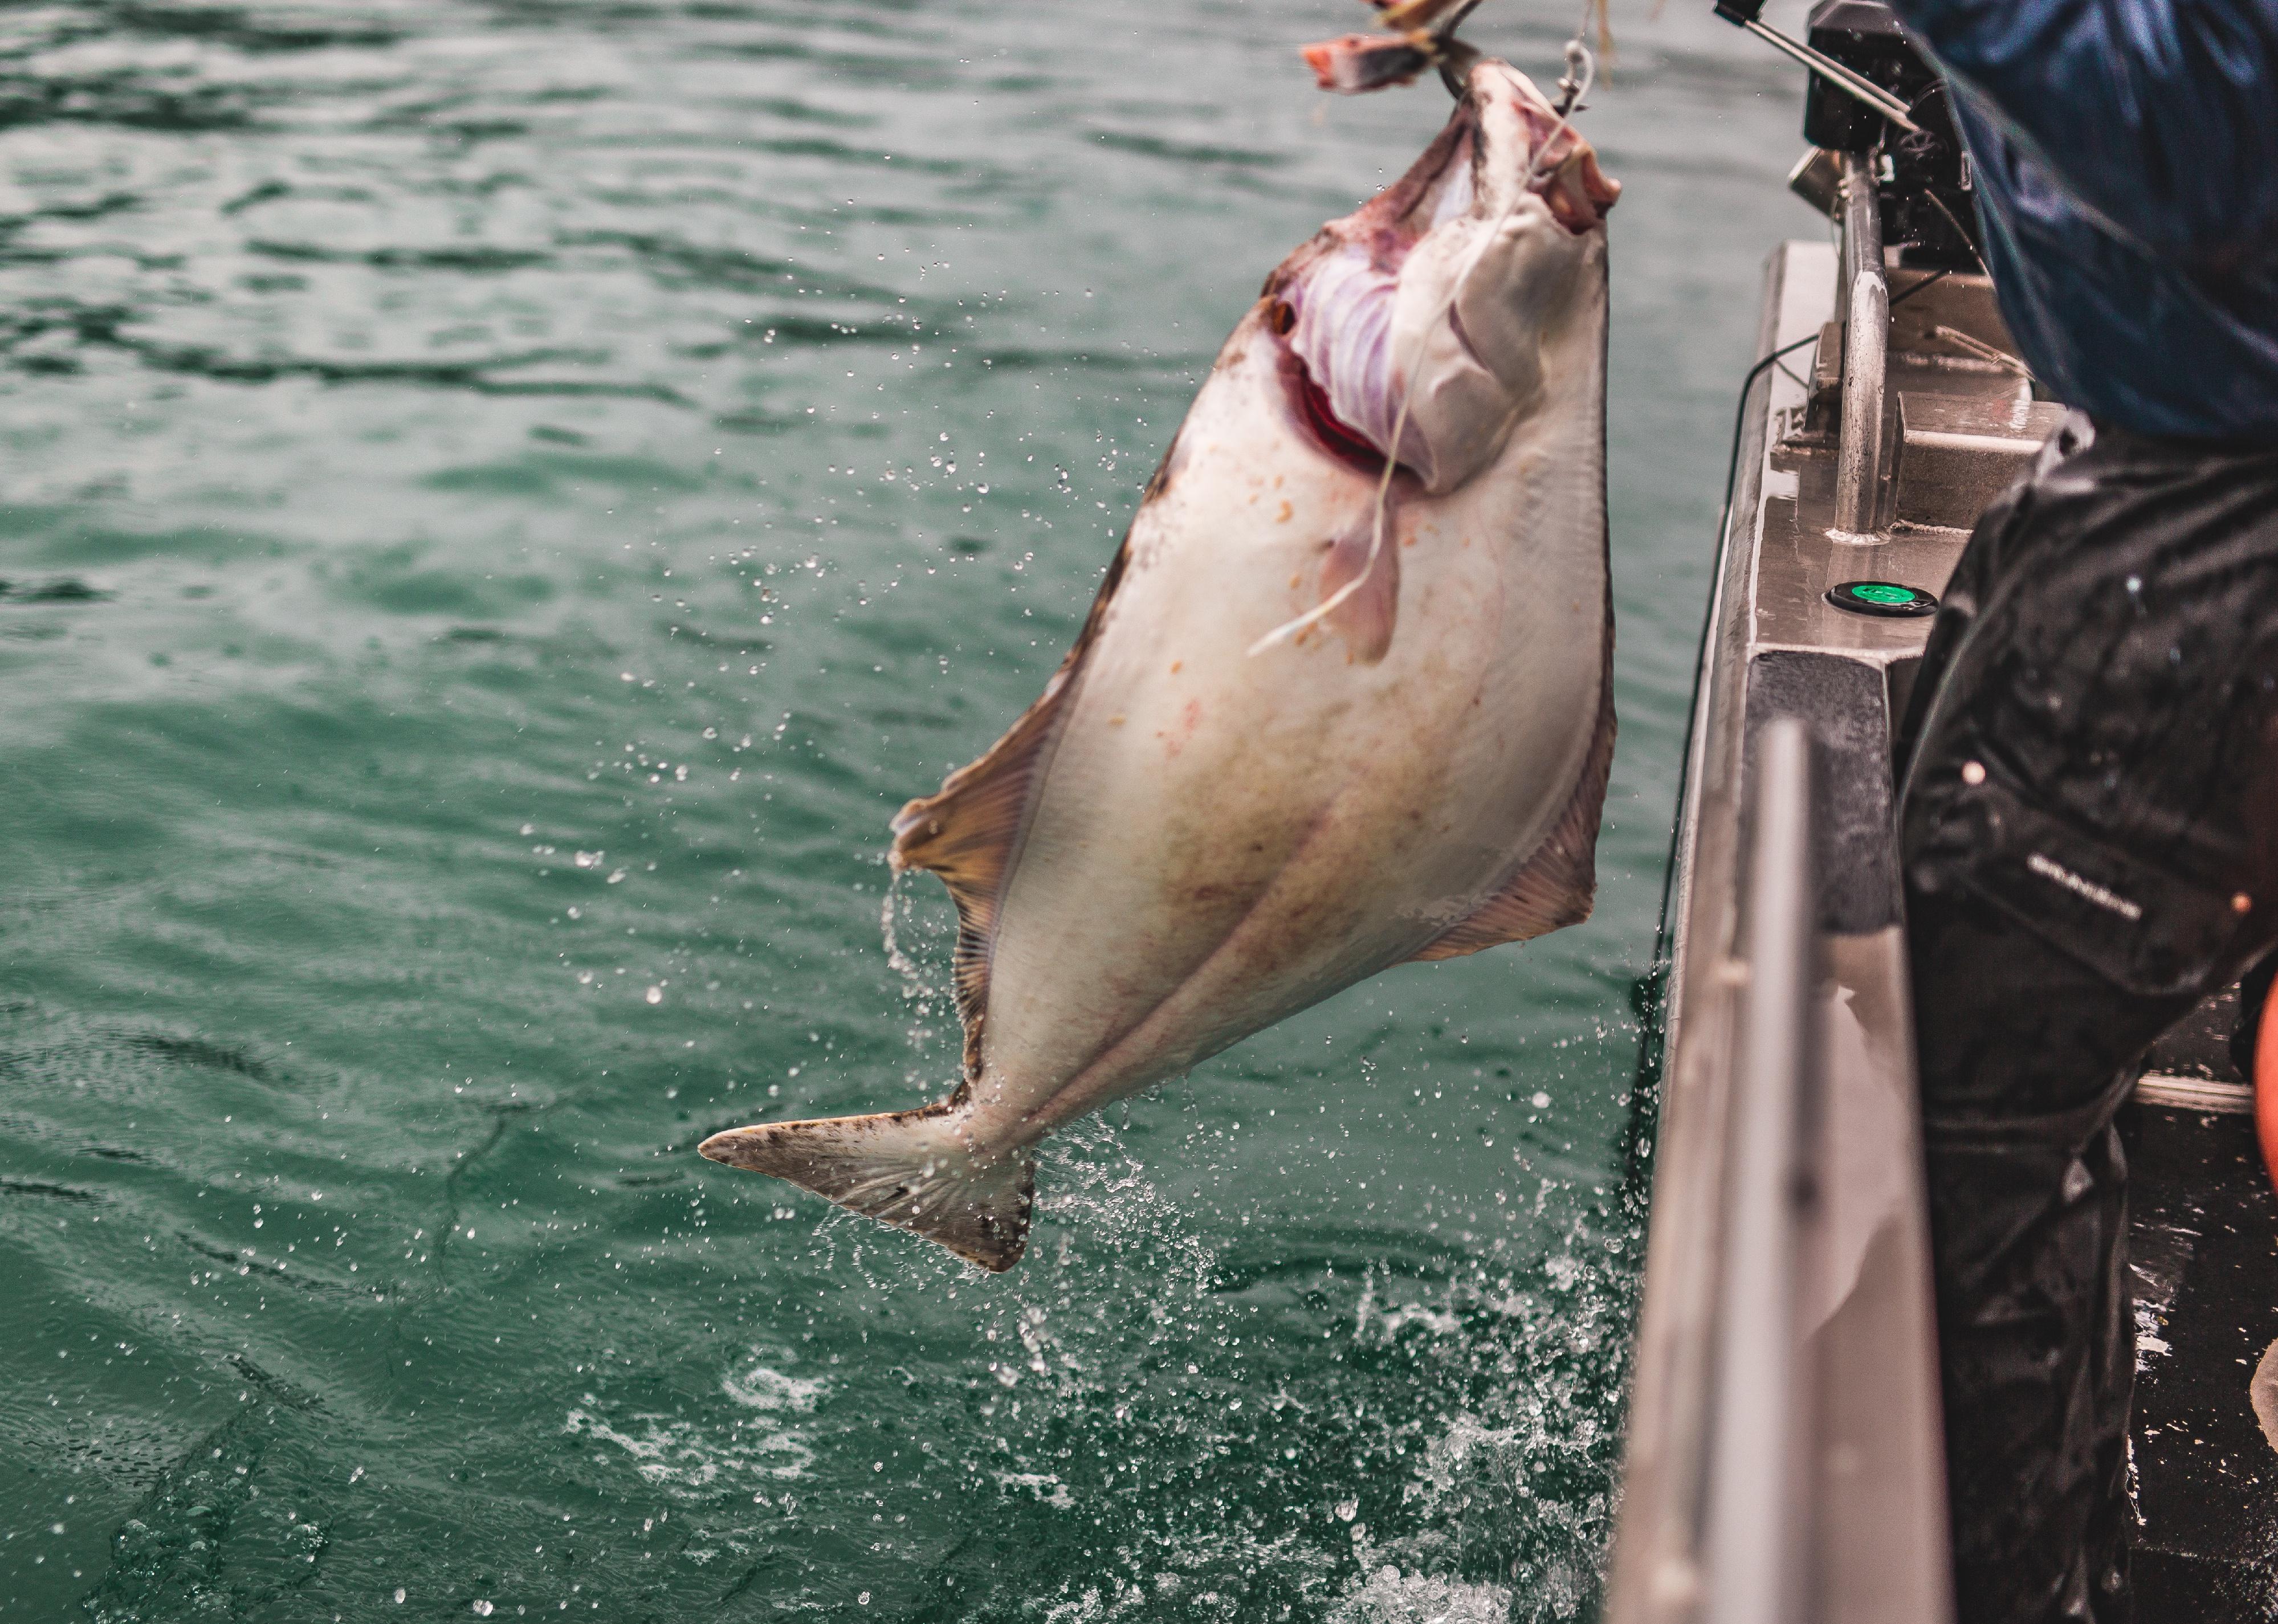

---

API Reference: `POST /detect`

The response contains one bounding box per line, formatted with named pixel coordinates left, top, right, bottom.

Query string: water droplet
left=1530, top=1092, right=1551, bottom=1109
left=645, top=986, right=663, bottom=1005
left=1336, top=1497, right=1359, bottom=1521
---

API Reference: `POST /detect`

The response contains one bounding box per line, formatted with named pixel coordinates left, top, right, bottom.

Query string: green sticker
left=1827, top=580, right=1939, bottom=618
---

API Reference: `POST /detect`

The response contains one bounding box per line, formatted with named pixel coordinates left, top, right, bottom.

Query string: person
left=1876, top=0, right=2278, bottom=1618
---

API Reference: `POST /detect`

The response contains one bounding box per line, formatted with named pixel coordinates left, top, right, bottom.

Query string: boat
left=1603, top=5, right=2278, bottom=1617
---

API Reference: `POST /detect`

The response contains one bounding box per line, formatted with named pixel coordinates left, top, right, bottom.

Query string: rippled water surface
left=0, top=2, right=1816, bottom=1618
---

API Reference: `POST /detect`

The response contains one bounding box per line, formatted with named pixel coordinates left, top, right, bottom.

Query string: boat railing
left=1702, top=716, right=1822, bottom=1624
left=1609, top=142, right=1960, bottom=1624
left=1608, top=716, right=1835, bottom=1624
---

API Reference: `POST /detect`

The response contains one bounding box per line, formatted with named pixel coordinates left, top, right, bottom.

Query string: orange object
left=2257, top=975, right=2278, bottom=1198
left=1300, top=32, right=1433, bottom=93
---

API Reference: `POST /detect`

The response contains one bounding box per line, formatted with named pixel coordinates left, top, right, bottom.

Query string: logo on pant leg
left=2026, top=852, right=2143, bottom=921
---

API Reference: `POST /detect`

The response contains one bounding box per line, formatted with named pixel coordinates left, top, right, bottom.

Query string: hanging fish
left=702, top=58, right=1620, bottom=1270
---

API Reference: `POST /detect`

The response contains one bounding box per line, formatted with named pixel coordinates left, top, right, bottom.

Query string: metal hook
left=1555, top=36, right=1591, bottom=113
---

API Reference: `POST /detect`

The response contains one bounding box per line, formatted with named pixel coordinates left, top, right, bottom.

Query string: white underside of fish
left=975, top=297, right=1609, bottom=1134
left=702, top=60, right=1617, bottom=1271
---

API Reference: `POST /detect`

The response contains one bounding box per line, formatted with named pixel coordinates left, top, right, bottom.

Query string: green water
left=0, top=3, right=1814, bottom=1618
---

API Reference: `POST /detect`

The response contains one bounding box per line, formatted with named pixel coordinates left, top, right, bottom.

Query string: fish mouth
left=1319, top=60, right=1619, bottom=272
left=1258, top=59, right=1617, bottom=489
left=1489, top=66, right=1619, bottom=234
left=1441, top=60, right=1619, bottom=240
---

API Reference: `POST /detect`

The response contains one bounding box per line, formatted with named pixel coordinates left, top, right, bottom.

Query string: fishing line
left=1250, top=25, right=1599, bottom=658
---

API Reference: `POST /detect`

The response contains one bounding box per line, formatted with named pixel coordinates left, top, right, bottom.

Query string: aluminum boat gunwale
left=1605, top=138, right=2278, bottom=1624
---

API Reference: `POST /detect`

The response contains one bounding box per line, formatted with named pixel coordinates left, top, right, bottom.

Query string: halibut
left=703, top=60, right=1620, bottom=1270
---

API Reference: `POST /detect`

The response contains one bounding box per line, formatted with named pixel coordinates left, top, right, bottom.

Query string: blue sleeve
left=1885, top=0, right=2278, bottom=262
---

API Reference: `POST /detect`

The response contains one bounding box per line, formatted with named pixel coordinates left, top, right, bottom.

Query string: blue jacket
left=1888, top=0, right=2278, bottom=440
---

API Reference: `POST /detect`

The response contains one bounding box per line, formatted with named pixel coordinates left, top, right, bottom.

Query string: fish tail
left=699, top=1104, right=1034, bottom=1272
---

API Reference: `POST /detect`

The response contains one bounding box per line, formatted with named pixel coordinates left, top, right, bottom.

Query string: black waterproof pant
left=1895, top=413, right=2278, bottom=1624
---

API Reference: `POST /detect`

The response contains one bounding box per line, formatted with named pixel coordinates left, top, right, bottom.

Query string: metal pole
left=1704, top=717, right=1821, bottom=1624
left=1733, top=17, right=1921, bottom=133
left=1832, top=154, right=1888, bottom=538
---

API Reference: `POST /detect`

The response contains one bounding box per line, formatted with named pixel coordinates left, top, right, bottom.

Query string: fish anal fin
left=1411, top=657, right=1615, bottom=961
left=1319, top=515, right=1400, bottom=665
left=890, top=540, right=1134, bottom=1072
left=700, top=1105, right=1034, bottom=1271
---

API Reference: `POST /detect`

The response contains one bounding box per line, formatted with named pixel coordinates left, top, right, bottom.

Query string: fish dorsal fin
left=890, top=542, right=1136, bottom=1076
left=890, top=695, right=1061, bottom=1071
left=1409, top=647, right=1615, bottom=961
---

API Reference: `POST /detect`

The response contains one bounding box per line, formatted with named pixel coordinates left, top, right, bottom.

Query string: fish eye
left=1267, top=299, right=1295, bottom=337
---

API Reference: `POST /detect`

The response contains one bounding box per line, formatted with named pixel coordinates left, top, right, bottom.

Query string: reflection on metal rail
left=1703, top=717, right=1821, bottom=1624
left=1832, top=154, right=1888, bottom=539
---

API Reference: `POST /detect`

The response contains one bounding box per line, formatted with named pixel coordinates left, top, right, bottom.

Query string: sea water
left=0, top=1, right=1814, bottom=1617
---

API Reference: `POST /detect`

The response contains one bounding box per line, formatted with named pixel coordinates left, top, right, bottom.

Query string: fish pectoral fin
left=1319, top=515, right=1400, bottom=664
left=700, top=1106, right=1034, bottom=1272
left=1411, top=655, right=1615, bottom=961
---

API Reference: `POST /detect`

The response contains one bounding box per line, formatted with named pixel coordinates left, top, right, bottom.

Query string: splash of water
left=1328, top=1564, right=1514, bottom=1624
left=880, top=866, right=927, bottom=995
left=561, top=1349, right=830, bottom=1500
